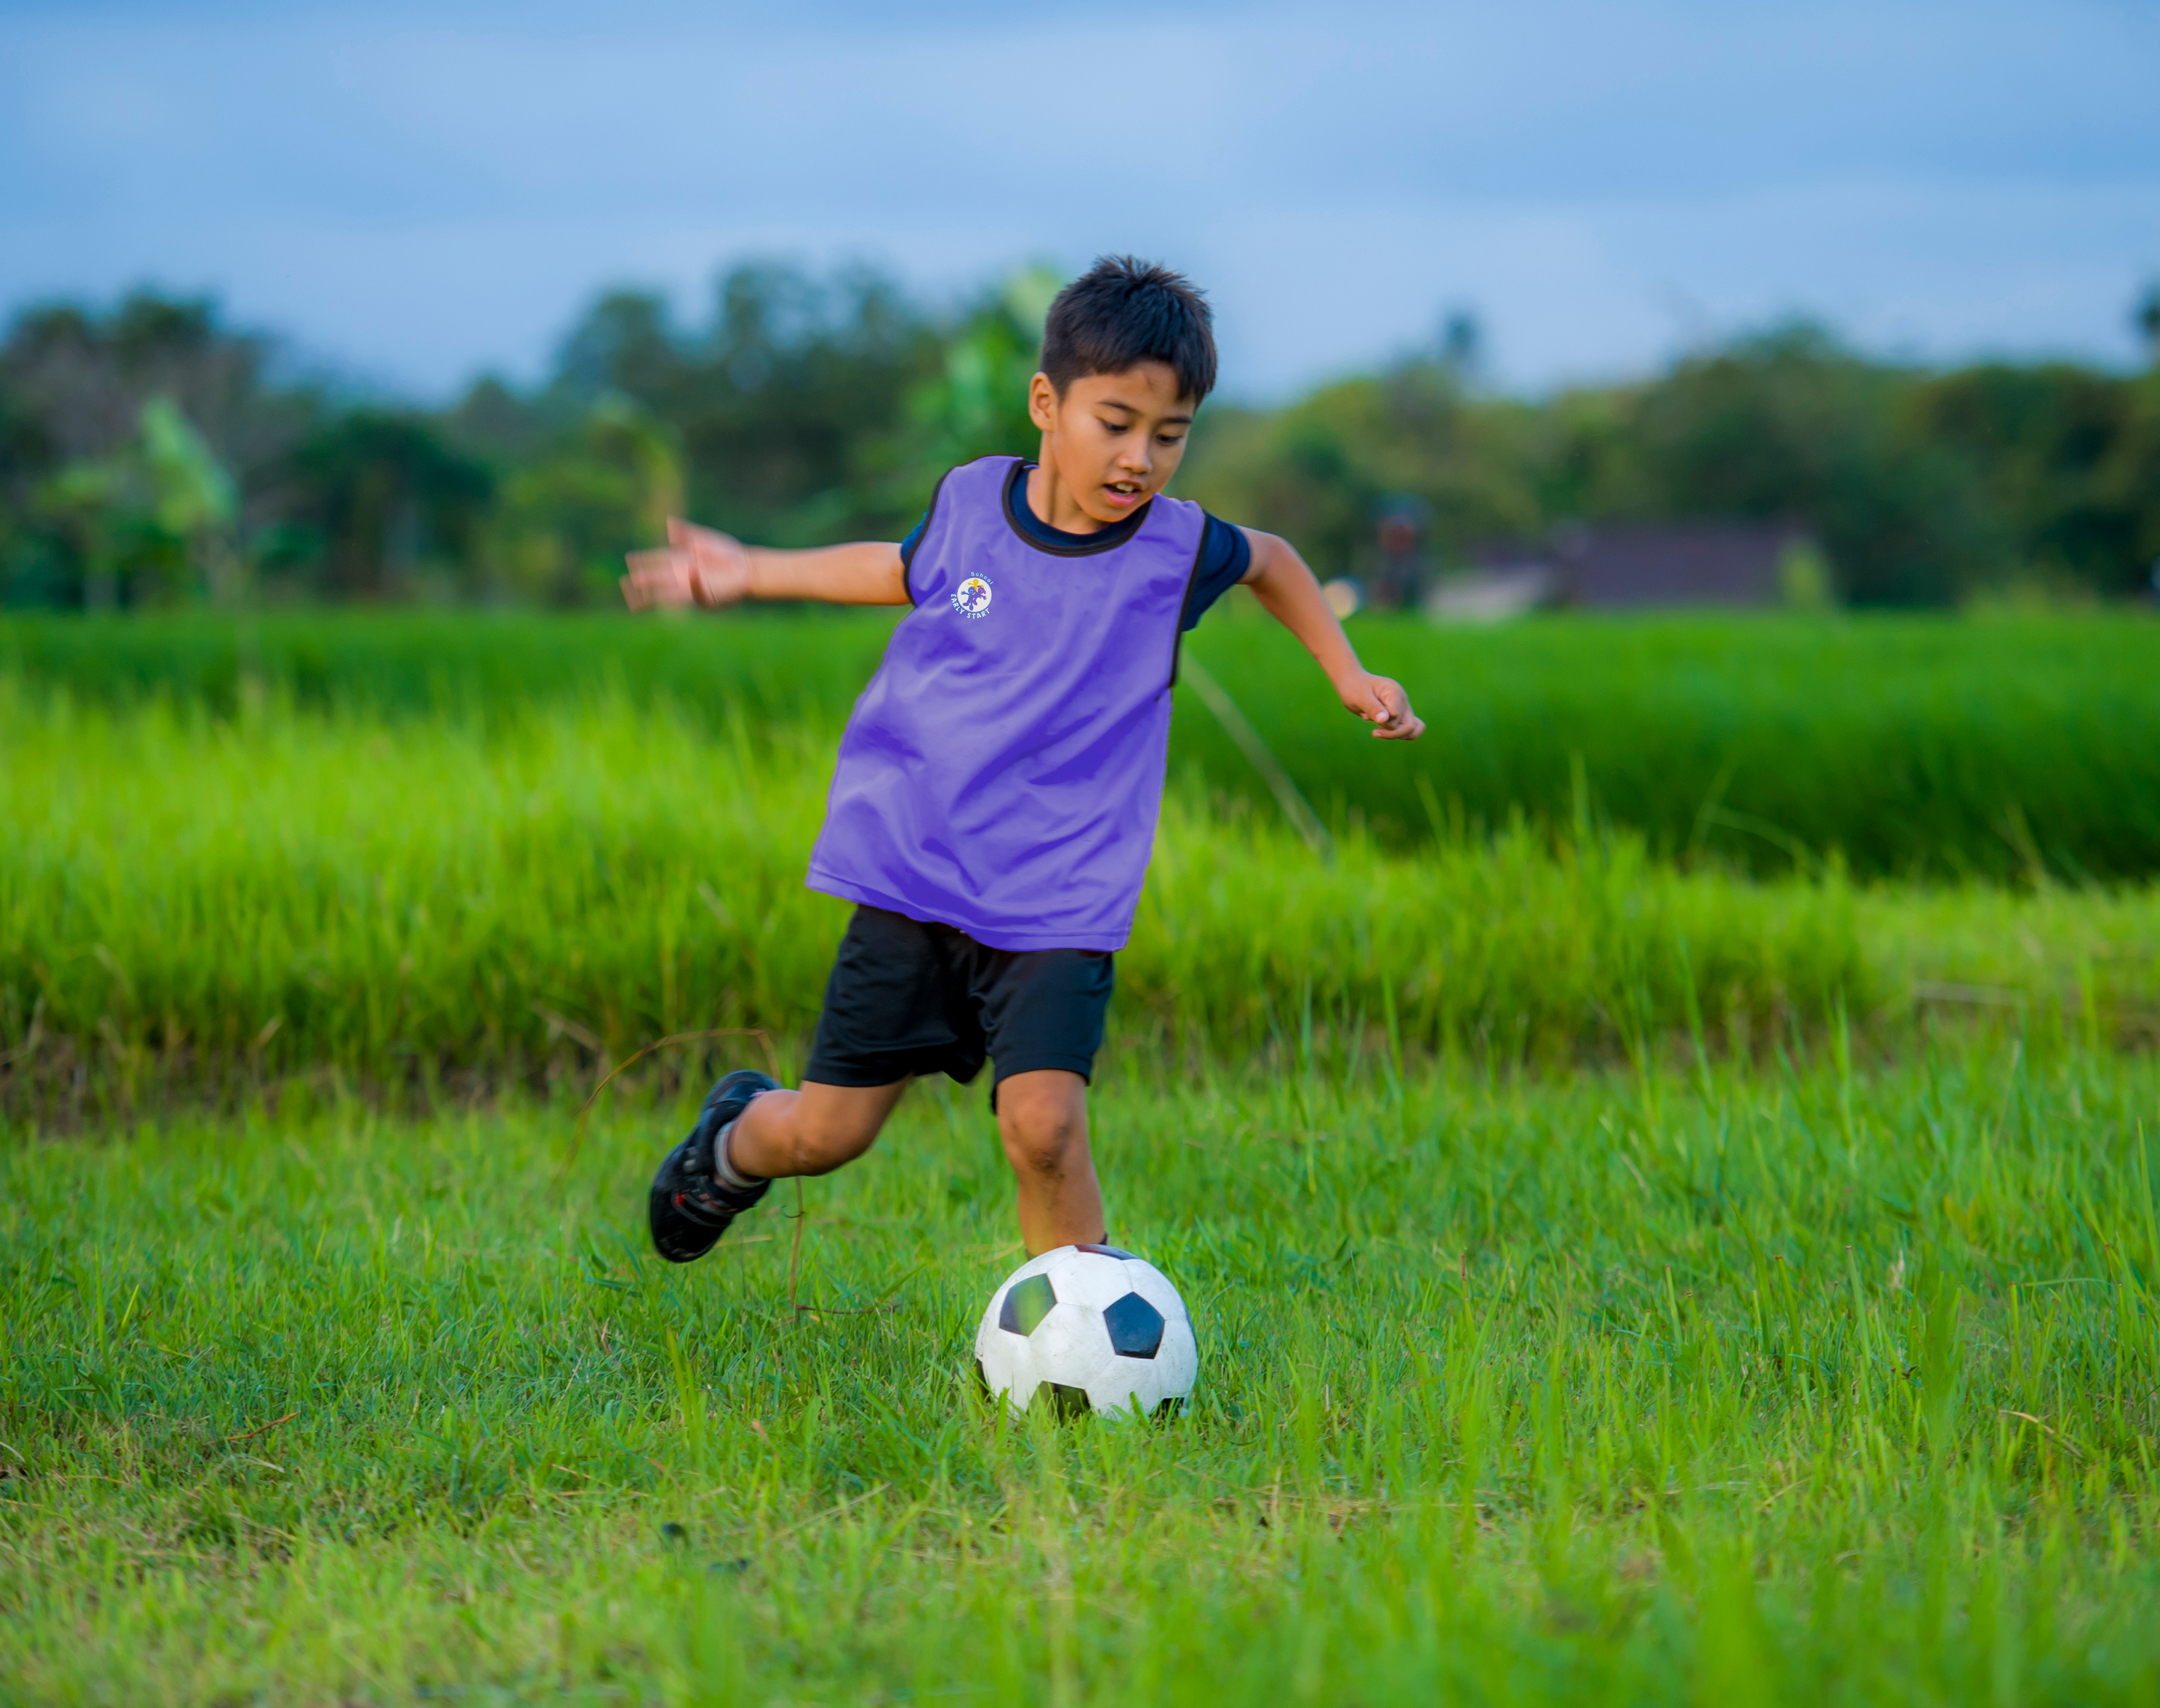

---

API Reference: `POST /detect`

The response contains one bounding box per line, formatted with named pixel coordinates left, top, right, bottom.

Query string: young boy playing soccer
left=622, top=257, right=1423, bottom=1264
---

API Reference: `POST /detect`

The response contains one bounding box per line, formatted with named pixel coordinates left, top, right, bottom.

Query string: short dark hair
left=1040, top=256, right=1217, bottom=403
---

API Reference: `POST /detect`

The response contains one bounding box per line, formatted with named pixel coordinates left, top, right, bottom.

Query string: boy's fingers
left=622, top=547, right=699, bottom=610
left=669, top=516, right=735, bottom=561
left=1359, top=678, right=1422, bottom=740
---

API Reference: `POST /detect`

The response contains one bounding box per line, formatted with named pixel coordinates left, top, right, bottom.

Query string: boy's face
left=1028, top=361, right=1196, bottom=527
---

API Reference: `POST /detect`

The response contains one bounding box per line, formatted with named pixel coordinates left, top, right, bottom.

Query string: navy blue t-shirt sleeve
left=899, top=512, right=930, bottom=567
left=1179, top=514, right=1252, bottom=631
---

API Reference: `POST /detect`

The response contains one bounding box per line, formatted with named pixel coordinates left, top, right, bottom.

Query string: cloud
left=3, top=0, right=2154, bottom=397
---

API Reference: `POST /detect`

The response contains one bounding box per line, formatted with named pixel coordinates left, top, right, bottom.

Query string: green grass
left=7, top=681, right=2157, bottom=1121
left=1206, top=608, right=2160, bottom=883
left=5, top=1047, right=2159, bottom=1704
left=5, top=618, right=2159, bottom=1701
left=5, top=609, right=2158, bottom=879
left=0, top=608, right=893, bottom=731
left=1, top=684, right=1877, bottom=1116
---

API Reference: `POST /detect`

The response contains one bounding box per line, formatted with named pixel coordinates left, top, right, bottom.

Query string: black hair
left=1040, top=256, right=1217, bottom=403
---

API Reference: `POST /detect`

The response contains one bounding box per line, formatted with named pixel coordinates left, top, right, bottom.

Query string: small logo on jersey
left=952, top=575, right=993, bottom=618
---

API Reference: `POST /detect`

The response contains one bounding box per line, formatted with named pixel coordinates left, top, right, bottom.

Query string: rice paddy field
left=4, top=610, right=2159, bottom=1705
left=7, top=605, right=2159, bottom=880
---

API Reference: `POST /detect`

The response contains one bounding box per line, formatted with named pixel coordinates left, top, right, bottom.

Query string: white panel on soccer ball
left=1029, top=1300, right=1113, bottom=1392
left=975, top=1264, right=1060, bottom=1414
left=1001, top=1341, right=1043, bottom=1414
left=997, top=1253, right=1058, bottom=1296
left=976, top=1321, right=1037, bottom=1412
left=1119, top=1258, right=1190, bottom=1326
left=1083, top=1365, right=1138, bottom=1418
left=973, top=1285, right=1015, bottom=1367
left=1083, top=1357, right=1158, bottom=1419
left=1150, top=1320, right=1200, bottom=1400
left=1131, top=1264, right=1198, bottom=1406
left=1042, top=1248, right=1136, bottom=1312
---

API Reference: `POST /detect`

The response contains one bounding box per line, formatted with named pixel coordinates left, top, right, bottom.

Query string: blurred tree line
left=3, top=267, right=2156, bottom=609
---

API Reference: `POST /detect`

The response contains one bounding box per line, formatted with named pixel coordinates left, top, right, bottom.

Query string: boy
left=621, top=256, right=1422, bottom=1264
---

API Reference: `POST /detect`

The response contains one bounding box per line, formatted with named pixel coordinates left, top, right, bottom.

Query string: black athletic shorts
left=804, top=905, right=1114, bottom=1091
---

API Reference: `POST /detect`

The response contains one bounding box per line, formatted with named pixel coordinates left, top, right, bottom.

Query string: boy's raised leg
left=727, top=1079, right=908, bottom=1179
left=648, top=1075, right=905, bottom=1263
left=995, top=1068, right=1105, bottom=1254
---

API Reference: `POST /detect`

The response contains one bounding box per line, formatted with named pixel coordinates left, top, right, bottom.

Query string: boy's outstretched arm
left=623, top=518, right=908, bottom=611
left=1239, top=529, right=1426, bottom=740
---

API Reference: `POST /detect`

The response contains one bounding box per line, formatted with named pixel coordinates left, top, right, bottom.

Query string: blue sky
left=3, top=0, right=2155, bottom=401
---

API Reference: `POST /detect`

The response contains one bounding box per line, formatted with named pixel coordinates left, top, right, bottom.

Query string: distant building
left=1431, top=521, right=1819, bottom=620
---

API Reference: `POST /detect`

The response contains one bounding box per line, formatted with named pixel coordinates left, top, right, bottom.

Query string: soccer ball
left=973, top=1244, right=1197, bottom=1419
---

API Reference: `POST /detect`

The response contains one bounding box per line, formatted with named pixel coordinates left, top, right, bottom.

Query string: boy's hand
left=1340, top=673, right=1425, bottom=740
left=622, top=518, right=751, bottom=610
left=1240, top=529, right=1424, bottom=743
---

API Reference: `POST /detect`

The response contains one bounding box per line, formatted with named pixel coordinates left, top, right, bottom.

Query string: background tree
left=544, top=264, right=942, bottom=548
left=5, top=273, right=2159, bottom=610
left=487, top=395, right=683, bottom=605
left=287, top=412, right=492, bottom=601
left=1, top=295, right=307, bottom=606
left=1604, top=326, right=2004, bottom=605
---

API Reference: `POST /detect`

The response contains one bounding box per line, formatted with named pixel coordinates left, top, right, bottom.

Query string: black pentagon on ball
left=1034, top=1382, right=1092, bottom=1419
left=1102, top=1290, right=1165, bottom=1359
left=999, top=1273, right=1056, bottom=1337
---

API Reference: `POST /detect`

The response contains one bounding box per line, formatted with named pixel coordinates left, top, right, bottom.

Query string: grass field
left=5, top=614, right=2160, bottom=1703
left=5, top=609, right=2158, bottom=880
left=5, top=1049, right=2159, bottom=1703
left=5, top=682, right=2158, bottom=1122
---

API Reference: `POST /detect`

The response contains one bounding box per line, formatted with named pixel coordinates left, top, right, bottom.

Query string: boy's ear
left=1026, top=372, right=1059, bottom=434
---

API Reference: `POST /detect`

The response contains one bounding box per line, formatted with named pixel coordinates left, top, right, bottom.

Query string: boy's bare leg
left=996, top=1069, right=1105, bottom=1255
left=723, top=1071, right=1102, bottom=1253
left=727, top=1079, right=908, bottom=1179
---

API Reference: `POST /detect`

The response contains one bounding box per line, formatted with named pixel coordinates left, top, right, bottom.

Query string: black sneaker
left=648, top=1069, right=777, bottom=1263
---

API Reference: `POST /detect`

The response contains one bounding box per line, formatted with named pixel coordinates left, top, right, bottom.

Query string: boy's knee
left=997, top=1079, right=1086, bottom=1177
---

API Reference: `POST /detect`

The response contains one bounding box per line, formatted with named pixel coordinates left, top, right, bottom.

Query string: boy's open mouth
left=1103, top=481, right=1146, bottom=509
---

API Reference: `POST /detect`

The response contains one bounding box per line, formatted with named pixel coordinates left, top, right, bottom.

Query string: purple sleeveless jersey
left=806, top=456, right=1206, bottom=952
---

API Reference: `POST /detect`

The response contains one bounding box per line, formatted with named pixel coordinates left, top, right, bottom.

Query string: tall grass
left=2, top=684, right=1884, bottom=1118
left=0, top=607, right=892, bottom=729
left=4, top=1048, right=2157, bottom=1701
left=7, top=609, right=2157, bottom=879
left=1198, top=607, right=2160, bottom=881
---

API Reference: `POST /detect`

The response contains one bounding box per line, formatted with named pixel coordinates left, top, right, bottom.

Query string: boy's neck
left=1024, top=447, right=1112, bottom=536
